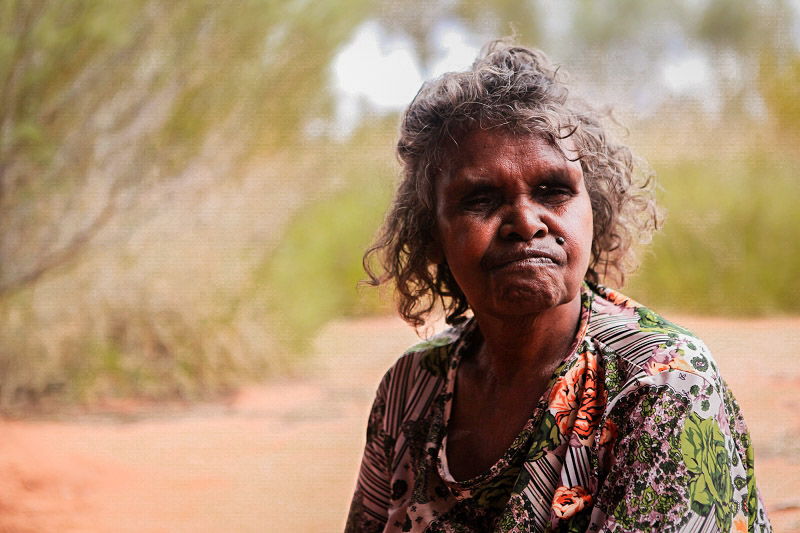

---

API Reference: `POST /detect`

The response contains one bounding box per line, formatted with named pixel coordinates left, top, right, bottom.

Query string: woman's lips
left=481, top=248, right=561, bottom=271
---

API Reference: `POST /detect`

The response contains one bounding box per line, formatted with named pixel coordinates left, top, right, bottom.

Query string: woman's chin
left=486, top=282, right=575, bottom=318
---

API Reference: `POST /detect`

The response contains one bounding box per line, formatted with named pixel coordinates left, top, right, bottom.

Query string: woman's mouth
left=482, top=249, right=561, bottom=271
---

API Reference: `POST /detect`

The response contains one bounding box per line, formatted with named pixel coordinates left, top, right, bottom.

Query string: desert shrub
left=627, top=152, right=800, bottom=314
left=256, top=125, right=397, bottom=351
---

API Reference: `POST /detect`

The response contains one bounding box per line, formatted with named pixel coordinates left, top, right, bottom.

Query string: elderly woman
left=346, top=41, right=771, bottom=532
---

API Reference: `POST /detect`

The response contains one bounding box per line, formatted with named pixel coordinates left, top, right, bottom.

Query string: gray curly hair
left=364, top=39, right=660, bottom=329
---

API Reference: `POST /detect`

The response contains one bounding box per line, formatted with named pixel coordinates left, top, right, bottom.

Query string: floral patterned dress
left=345, top=283, right=772, bottom=532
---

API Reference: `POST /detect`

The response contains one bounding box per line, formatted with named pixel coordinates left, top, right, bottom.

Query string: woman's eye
left=537, top=184, right=572, bottom=203
left=461, top=192, right=498, bottom=210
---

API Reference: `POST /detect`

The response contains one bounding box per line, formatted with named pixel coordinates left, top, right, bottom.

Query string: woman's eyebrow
left=448, top=171, right=496, bottom=188
left=537, top=168, right=573, bottom=182
left=448, top=160, right=576, bottom=186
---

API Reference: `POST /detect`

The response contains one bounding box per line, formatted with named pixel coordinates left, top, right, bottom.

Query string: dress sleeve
left=344, top=369, right=394, bottom=533
left=594, top=375, right=772, bottom=532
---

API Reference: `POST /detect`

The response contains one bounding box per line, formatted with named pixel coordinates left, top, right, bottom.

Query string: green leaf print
left=418, top=344, right=452, bottom=377
left=526, top=411, right=560, bottom=462
left=472, top=466, right=519, bottom=510
left=635, top=307, right=694, bottom=336
left=746, top=444, right=758, bottom=529
left=655, top=492, right=680, bottom=515
left=612, top=500, right=635, bottom=530
left=564, top=509, right=591, bottom=533
left=680, top=412, right=734, bottom=532
left=636, top=432, right=656, bottom=463
left=640, top=486, right=657, bottom=511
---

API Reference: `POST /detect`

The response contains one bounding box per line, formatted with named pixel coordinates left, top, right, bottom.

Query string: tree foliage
left=0, top=0, right=798, bottom=409
left=0, top=0, right=371, bottom=408
left=0, top=0, right=369, bottom=296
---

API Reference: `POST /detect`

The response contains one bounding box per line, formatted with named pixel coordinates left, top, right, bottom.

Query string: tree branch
left=0, top=183, right=121, bottom=298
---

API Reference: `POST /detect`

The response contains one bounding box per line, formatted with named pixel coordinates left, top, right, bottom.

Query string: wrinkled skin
left=429, top=129, right=593, bottom=321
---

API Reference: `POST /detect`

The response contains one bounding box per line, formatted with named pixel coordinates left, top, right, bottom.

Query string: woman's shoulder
left=374, top=319, right=474, bottom=399
left=367, top=321, right=474, bottom=439
left=585, top=283, right=723, bottom=394
left=396, top=318, right=475, bottom=377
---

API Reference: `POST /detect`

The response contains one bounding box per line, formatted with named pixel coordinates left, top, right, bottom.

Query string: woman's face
left=429, top=128, right=593, bottom=320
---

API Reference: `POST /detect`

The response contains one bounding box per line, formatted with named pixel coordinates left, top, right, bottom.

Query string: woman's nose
left=499, top=199, right=547, bottom=241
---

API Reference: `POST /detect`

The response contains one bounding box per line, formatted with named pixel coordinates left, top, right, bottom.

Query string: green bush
left=255, top=129, right=397, bottom=351
left=627, top=152, right=800, bottom=314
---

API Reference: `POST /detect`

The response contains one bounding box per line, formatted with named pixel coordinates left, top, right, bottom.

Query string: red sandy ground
left=0, top=316, right=798, bottom=532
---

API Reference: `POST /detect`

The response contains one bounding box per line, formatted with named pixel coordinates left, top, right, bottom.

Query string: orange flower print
left=592, top=296, right=637, bottom=319
left=645, top=347, right=695, bottom=376
left=603, top=287, right=642, bottom=308
left=549, top=363, right=581, bottom=435
left=549, top=350, right=606, bottom=445
left=733, top=514, right=747, bottom=533
left=575, top=366, right=605, bottom=442
left=668, top=357, right=694, bottom=373
left=598, top=419, right=618, bottom=449
left=552, top=485, right=593, bottom=520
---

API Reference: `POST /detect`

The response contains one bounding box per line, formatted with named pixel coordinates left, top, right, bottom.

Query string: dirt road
left=1, top=316, right=798, bottom=532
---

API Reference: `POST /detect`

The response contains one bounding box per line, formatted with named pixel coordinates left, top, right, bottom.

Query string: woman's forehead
left=437, top=128, right=582, bottom=182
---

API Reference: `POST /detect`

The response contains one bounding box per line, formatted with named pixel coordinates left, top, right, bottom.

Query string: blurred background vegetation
left=1, top=0, right=798, bottom=411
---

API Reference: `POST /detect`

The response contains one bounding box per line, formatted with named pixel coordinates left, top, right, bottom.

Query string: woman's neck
left=469, top=292, right=582, bottom=387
